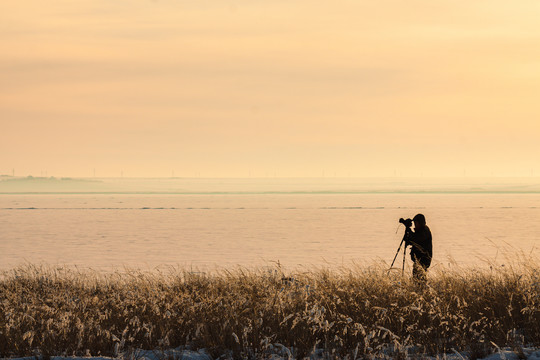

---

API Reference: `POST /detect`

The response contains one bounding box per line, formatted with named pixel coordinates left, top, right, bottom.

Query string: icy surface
left=4, top=347, right=540, bottom=360
left=1, top=192, right=540, bottom=271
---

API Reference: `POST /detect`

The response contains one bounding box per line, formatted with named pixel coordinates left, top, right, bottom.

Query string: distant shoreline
left=2, top=176, right=540, bottom=194
left=3, top=190, right=540, bottom=195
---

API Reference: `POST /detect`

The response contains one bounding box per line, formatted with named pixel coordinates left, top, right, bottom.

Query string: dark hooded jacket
left=406, top=226, right=432, bottom=267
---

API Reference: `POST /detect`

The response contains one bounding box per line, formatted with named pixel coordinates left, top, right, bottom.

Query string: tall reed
left=1, top=257, right=538, bottom=359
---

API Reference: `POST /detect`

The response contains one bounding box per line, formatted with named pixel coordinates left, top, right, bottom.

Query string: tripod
left=390, top=226, right=411, bottom=276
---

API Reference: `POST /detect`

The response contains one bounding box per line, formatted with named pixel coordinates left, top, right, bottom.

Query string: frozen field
left=1, top=177, right=539, bottom=271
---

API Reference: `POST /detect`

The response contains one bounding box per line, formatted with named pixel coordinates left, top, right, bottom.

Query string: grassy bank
left=1, top=260, right=539, bottom=359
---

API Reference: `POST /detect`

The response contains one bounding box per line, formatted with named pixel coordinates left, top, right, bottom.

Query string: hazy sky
left=2, top=0, right=539, bottom=178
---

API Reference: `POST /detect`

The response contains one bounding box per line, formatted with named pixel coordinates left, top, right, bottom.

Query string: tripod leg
left=390, top=239, right=404, bottom=269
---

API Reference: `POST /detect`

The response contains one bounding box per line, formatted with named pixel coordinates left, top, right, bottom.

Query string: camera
left=399, top=218, right=413, bottom=228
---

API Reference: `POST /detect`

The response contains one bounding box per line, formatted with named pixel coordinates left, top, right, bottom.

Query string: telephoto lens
left=399, top=218, right=413, bottom=228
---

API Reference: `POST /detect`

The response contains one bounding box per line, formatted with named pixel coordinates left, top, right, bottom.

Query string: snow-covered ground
left=4, top=347, right=540, bottom=360
left=2, top=349, right=210, bottom=360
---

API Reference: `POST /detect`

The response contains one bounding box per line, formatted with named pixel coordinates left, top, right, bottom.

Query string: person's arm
left=410, top=229, right=430, bottom=257
left=404, top=227, right=414, bottom=247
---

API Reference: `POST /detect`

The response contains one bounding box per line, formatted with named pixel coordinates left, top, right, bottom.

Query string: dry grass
left=1, top=257, right=539, bottom=359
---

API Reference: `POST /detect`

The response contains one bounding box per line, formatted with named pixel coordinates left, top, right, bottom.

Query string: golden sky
left=2, top=0, right=539, bottom=177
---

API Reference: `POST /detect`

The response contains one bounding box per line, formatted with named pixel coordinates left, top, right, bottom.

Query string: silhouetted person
left=405, top=214, right=432, bottom=284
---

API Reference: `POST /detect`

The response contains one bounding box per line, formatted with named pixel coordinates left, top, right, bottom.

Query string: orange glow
left=1, top=1, right=539, bottom=177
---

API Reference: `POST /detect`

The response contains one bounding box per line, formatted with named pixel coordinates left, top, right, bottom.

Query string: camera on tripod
left=399, top=217, right=413, bottom=228
left=390, top=217, right=414, bottom=274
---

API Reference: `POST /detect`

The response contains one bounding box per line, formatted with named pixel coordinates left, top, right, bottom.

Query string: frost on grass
left=0, top=258, right=539, bottom=359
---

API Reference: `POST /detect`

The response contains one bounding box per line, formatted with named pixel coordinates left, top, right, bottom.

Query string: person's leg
left=412, top=261, right=427, bottom=285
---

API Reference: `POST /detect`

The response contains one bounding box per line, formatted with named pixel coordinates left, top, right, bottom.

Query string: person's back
left=408, top=214, right=432, bottom=283
left=410, top=224, right=432, bottom=267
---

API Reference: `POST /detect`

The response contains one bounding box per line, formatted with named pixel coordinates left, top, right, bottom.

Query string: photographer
left=405, top=214, right=432, bottom=284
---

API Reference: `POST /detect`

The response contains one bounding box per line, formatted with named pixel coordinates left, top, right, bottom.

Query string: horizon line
left=3, top=175, right=540, bottom=180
